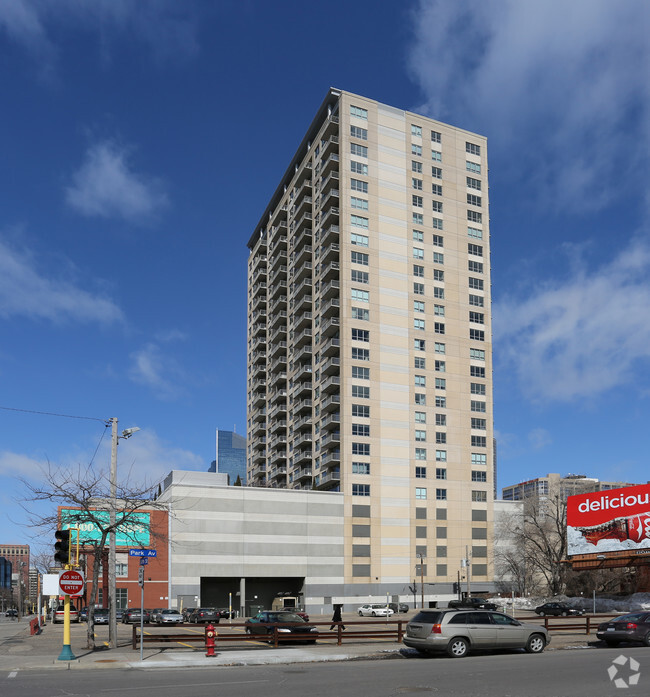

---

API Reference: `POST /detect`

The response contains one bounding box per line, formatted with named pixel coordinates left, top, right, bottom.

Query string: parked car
left=149, top=608, right=164, bottom=623
left=245, top=611, right=319, bottom=643
left=121, top=608, right=150, bottom=624
left=182, top=607, right=196, bottom=623
left=79, top=607, right=88, bottom=622
left=534, top=602, right=584, bottom=617
left=156, top=609, right=184, bottom=625
left=404, top=609, right=550, bottom=657
left=448, top=597, right=498, bottom=611
left=5, top=609, right=17, bottom=618
left=93, top=609, right=109, bottom=625
left=358, top=604, right=394, bottom=617
left=188, top=607, right=220, bottom=624
left=53, top=606, right=80, bottom=623
left=597, top=612, right=650, bottom=647
left=389, top=603, right=409, bottom=613
left=116, top=608, right=124, bottom=621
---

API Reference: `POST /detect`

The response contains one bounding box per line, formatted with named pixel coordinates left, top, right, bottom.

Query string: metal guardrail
left=514, top=613, right=622, bottom=635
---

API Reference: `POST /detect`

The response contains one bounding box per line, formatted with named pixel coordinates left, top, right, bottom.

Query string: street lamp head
left=121, top=427, right=141, bottom=438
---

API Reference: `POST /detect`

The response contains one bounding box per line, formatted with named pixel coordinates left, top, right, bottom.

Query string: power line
left=89, top=425, right=109, bottom=467
left=0, top=405, right=107, bottom=423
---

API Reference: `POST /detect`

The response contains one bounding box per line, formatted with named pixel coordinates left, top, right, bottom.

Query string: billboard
left=567, top=484, right=650, bottom=556
left=61, top=508, right=151, bottom=547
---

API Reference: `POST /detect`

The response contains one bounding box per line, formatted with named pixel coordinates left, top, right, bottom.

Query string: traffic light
left=54, top=529, right=70, bottom=565
left=453, top=581, right=460, bottom=594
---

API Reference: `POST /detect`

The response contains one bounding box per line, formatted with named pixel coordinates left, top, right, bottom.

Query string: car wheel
left=371, top=612, right=377, bottom=617
left=525, top=634, right=546, bottom=654
left=561, top=611, right=568, bottom=617
left=358, top=611, right=363, bottom=616
left=538, top=611, right=545, bottom=617
left=643, top=632, right=650, bottom=648
left=447, top=637, right=469, bottom=658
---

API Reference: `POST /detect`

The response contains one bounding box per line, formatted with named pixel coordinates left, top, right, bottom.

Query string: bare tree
left=19, top=461, right=166, bottom=650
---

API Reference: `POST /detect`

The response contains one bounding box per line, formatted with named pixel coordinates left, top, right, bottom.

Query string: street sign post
left=58, top=569, right=85, bottom=597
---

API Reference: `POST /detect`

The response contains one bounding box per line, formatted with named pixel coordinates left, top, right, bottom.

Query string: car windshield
left=162, top=609, right=178, bottom=615
left=371, top=604, right=387, bottom=609
left=270, top=613, right=304, bottom=622
left=616, top=613, right=646, bottom=623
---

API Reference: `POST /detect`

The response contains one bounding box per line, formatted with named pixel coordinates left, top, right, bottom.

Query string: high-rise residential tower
left=247, top=89, right=494, bottom=593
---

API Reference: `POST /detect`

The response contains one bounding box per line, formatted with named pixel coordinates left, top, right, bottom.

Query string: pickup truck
left=447, top=597, right=498, bottom=610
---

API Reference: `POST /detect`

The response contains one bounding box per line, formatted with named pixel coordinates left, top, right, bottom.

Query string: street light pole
left=109, top=418, right=118, bottom=649
left=416, top=552, right=425, bottom=609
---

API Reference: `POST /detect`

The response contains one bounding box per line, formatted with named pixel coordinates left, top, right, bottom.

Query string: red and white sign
left=567, top=483, right=650, bottom=556
left=58, top=569, right=85, bottom=597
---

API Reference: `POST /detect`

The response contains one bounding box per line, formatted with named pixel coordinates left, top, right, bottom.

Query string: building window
left=351, top=143, right=368, bottom=158
left=414, top=300, right=425, bottom=313
left=415, top=429, right=426, bottom=442
left=413, top=212, right=424, bottom=225
left=471, top=400, right=486, bottom=413
left=352, top=366, right=370, bottom=380
left=469, top=278, right=484, bottom=292
left=468, top=226, right=483, bottom=239
left=434, top=305, right=445, bottom=317
left=434, top=342, right=445, bottom=354
left=432, top=166, right=442, bottom=179
left=351, top=196, right=369, bottom=211
left=467, top=176, right=481, bottom=190
left=434, top=322, right=445, bottom=335
left=470, top=383, right=486, bottom=395
left=472, top=471, right=487, bottom=482
left=414, top=339, right=426, bottom=351
left=432, top=218, right=443, bottom=230
left=415, top=374, right=426, bottom=387
left=436, top=488, right=447, bottom=500
left=351, top=215, right=369, bottom=229
left=351, top=178, right=368, bottom=193
left=352, top=385, right=370, bottom=398
left=350, top=233, right=369, bottom=247
left=414, top=318, right=425, bottom=331
left=468, top=243, right=483, bottom=257
left=416, top=466, right=427, bottom=478
left=467, top=194, right=482, bottom=207
left=351, top=269, right=369, bottom=284
left=411, top=124, right=422, bottom=137
left=470, top=365, right=486, bottom=378
left=415, top=487, right=427, bottom=499
left=469, top=328, right=485, bottom=341
left=412, top=160, right=422, bottom=173
left=436, top=468, right=447, bottom=480
left=415, top=411, right=426, bottom=423
left=412, top=178, right=423, bottom=191
left=352, top=328, right=370, bottom=342
left=433, top=269, right=444, bottom=281
left=412, top=195, right=423, bottom=208
left=467, top=210, right=482, bottom=223
left=471, top=453, right=487, bottom=465
left=435, top=377, right=446, bottom=389
left=352, top=307, right=369, bottom=321
left=436, top=432, right=446, bottom=444
left=412, top=144, right=422, bottom=156
left=431, top=130, right=441, bottom=143
left=432, top=201, right=443, bottom=214
left=432, top=234, right=443, bottom=248
left=352, top=404, right=370, bottom=417
left=413, top=247, right=424, bottom=260
left=350, top=125, right=368, bottom=140
left=468, top=261, right=484, bottom=274
left=413, top=282, right=424, bottom=295
left=472, top=490, right=487, bottom=502
left=414, top=393, right=426, bottom=405
left=469, top=294, right=484, bottom=307
left=471, top=436, right=487, bottom=447
left=433, top=287, right=444, bottom=299
left=414, top=356, right=426, bottom=369
left=352, top=462, right=370, bottom=474
left=351, top=251, right=369, bottom=266
left=415, top=447, right=427, bottom=460
left=352, top=424, right=370, bottom=436
left=431, top=150, right=442, bottom=162
left=413, top=264, right=424, bottom=277
left=352, top=442, right=370, bottom=456
left=432, top=251, right=443, bottom=264
left=413, top=230, right=424, bottom=242
left=351, top=161, right=368, bottom=175
left=352, top=483, right=370, bottom=496
left=471, top=418, right=486, bottom=430
left=435, top=413, right=446, bottom=426
left=466, top=142, right=481, bottom=156
left=435, top=360, right=445, bottom=372
left=466, top=161, right=481, bottom=174
left=470, top=348, right=485, bottom=361
left=432, top=183, right=442, bottom=196
left=352, top=347, right=370, bottom=361
left=435, top=450, right=446, bottom=462
left=435, top=396, right=446, bottom=408
left=351, top=288, right=369, bottom=302
left=351, top=105, right=368, bottom=119
left=469, top=311, right=484, bottom=324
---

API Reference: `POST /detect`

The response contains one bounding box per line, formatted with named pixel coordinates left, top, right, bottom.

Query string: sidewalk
left=0, top=616, right=599, bottom=672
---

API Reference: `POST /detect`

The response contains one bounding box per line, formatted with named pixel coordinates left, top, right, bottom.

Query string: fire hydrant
left=205, top=623, right=217, bottom=657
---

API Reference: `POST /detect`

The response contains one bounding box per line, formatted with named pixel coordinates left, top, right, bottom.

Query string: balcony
left=270, top=310, right=288, bottom=329
left=320, top=169, right=340, bottom=194
left=251, top=281, right=267, bottom=297
left=269, top=354, right=287, bottom=373
left=293, top=432, right=313, bottom=448
left=292, top=244, right=312, bottom=268
left=291, top=195, right=312, bottom=219
left=270, top=250, right=288, bottom=272
left=320, top=243, right=340, bottom=265
left=269, top=434, right=288, bottom=449
left=291, top=277, right=313, bottom=302
left=292, top=449, right=313, bottom=466
left=251, top=321, right=266, bottom=337
left=251, top=390, right=265, bottom=407
left=269, top=340, right=287, bottom=358
left=291, top=381, right=312, bottom=399
left=320, top=206, right=339, bottom=228
left=293, top=261, right=312, bottom=283
left=269, top=264, right=288, bottom=282
left=294, top=179, right=312, bottom=201
left=270, top=204, right=287, bottom=226
left=320, top=411, right=340, bottom=430
left=293, top=344, right=313, bottom=362
left=293, top=466, right=313, bottom=482
left=321, top=337, right=340, bottom=357
left=293, top=226, right=313, bottom=252
left=269, top=325, right=287, bottom=345
left=292, top=328, right=313, bottom=348
left=292, top=413, right=312, bottom=431
left=320, top=135, right=339, bottom=160
left=250, top=233, right=267, bottom=257
left=249, top=462, right=266, bottom=477
left=251, top=449, right=266, bottom=466
left=271, top=279, right=288, bottom=300
left=269, top=294, right=287, bottom=314
left=319, top=261, right=339, bottom=283
left=268, top=371, right=287, bottom=388
left=320, top=431, right=340, bottom=449
left=270, top=222, right=288, bottom=239
left=314, top=468, right=341, bottom=490
left=268, top=466, right=287, bottom=482
left=291, top=291, right=312, bottom=313
left=320, top=188, right=339, bottom=210
left=320, top=153, right=340, bottom=177
left=269, top=419, right=287, bottom=434
left=320, top=393, right=340, bottom=413
left=268, top=402, right=287, bottom=420
left=320, top=279, right=340, bottom=301
left=320, top=224, right=339, bottom=246
left=293, top=398, right=313, bottom=415
left=320, top=356, right=340, bottom=376
left=269, top=388, right=287, bottom=404
left=321, top=316, right=340, bottom=337
left=292, top=311, right=312, bottom=332
left=320, top=450, right=341, bottom=466
left=292, top=361, right=312, bottom=382
left=250, top=407, right=266, bottom=423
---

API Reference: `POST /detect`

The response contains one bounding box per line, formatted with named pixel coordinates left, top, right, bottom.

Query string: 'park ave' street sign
left=129, top=549, right=157, bottom=557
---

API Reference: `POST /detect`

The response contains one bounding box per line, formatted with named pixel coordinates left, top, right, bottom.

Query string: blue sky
left=1, top=0, right=649, bottom=549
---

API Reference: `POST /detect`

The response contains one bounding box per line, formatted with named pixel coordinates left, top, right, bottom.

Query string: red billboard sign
left=567, top=484, right=650, bottom=556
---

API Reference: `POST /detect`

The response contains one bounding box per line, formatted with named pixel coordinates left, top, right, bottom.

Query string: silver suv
left=403, top=609, right=549, bottom=658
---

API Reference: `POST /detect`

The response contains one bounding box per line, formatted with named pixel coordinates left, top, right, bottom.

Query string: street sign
left=58, top=569, right=85, bottom=597
left=138, top=567, right=145, bottom=588
left=139, top=557, right=148, bottom=566
left=129, top=549, right=157, bottom=557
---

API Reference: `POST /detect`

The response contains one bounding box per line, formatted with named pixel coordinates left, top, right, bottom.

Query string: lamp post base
left=58, top=644, right=76, bottom=661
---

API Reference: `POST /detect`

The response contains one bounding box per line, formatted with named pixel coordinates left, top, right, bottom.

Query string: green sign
left=61, top=509, right=151, bottom=547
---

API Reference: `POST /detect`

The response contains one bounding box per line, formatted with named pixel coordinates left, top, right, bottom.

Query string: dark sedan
left=121, top=608, right=150, bottom=624
left=245, top=611, right=319, bottom=643
left=534, top=602, right=584, bottom=617
left=188, top=607, right=220, bottom=624
left=597, top=612, right=650, bottom=647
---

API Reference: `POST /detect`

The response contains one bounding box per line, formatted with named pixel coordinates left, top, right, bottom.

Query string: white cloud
left=0, top=235, right=123, bottom=324
left=0, top=450, right=45, bottom=480
left=128, top=341, right=185, bottom=400
left=407, top=0, right=650, bottom=210
left=494, top=237, right=650, bottom=401
left=528, top=428, right=551, bottom=451
left=65, top=140, right=168, bottom=224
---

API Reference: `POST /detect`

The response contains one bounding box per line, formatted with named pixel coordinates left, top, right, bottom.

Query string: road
left=1, top=645, right=647, bottom=697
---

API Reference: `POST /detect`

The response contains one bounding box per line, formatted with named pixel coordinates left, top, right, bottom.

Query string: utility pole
left=465, top=545, right=472, bottom=598
left=109, top=417, right=118, bottom=649
left=416, top=552, right=425, bottom=609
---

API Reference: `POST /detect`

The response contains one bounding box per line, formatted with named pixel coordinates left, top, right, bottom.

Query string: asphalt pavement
left=0, top=612, right=602, bottom=673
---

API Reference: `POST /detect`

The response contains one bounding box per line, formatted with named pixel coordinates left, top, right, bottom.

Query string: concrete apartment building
left=246, top=88, right=494, bottom=598
left=501, top=473, right=639, bottom=503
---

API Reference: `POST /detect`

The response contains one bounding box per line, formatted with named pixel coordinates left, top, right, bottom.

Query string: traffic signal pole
left=57, top=587, right=75, bottom=661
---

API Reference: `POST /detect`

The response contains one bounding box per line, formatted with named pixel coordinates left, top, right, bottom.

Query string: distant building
left=502, top=473, right=638, bottom=503
left=208, top=430, right=247, bottom=485
left=0, top=544, right=29, bottom=610
left=0, top=556, right=11, bottom=591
